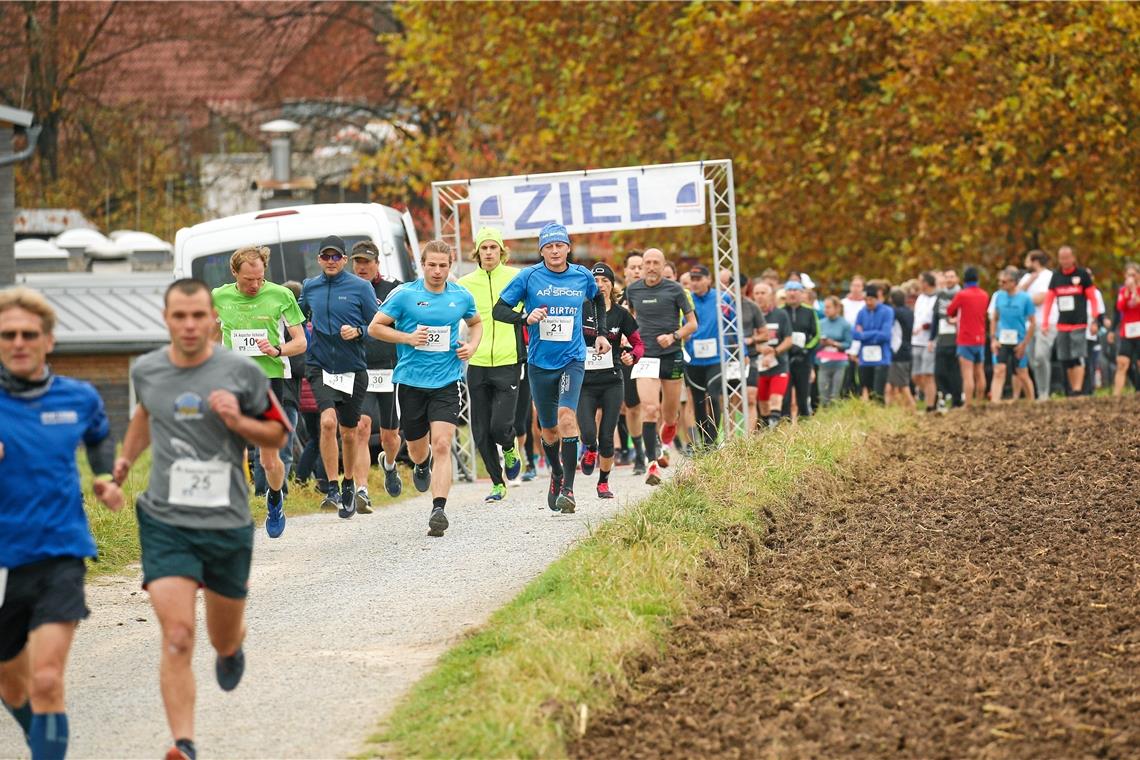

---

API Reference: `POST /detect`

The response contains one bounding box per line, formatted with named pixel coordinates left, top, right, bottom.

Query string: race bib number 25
left=168, top=459, right=229, bottom=508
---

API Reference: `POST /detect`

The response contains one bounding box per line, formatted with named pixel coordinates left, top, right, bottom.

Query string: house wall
left=50, top=353, right=135, bottom=439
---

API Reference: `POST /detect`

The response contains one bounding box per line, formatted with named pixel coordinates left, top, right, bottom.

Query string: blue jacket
left=1, top=376, right=108, bottom=567
left=854, top=303, right=895, bottom=366
left=299, top=269, right=380, bottom=373
left=685, top=289, right=734, bottom=367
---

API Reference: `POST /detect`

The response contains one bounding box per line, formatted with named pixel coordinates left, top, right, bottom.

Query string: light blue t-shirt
left=499, top=263, right=599, bottom=370
left=685, top=289, right=735, bottom=367
left=380, top=279, right=477, bottom=389
left=992, top=290, right=1035, bottom=342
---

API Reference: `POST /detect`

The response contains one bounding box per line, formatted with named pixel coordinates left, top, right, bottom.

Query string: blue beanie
left=538, top=222, right=571, bottom=250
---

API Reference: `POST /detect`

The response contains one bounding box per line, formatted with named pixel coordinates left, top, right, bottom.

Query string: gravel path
left=0, top=461, right=673, bottom=759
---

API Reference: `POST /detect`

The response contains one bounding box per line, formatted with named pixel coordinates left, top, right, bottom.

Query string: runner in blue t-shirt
left=988, top=266, right=1037, bottom=402
left=493, top=222, right=611, bottom=514
left=368, top=240, right=481, bottom=537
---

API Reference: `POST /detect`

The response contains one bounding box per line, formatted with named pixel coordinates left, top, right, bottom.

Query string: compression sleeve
left=627, top=329, right=645, bottom=361
left=593, top=292, right=608, bottom=336
left=493, top=298, right=526, bottom=325
left=85, top=435, right=116, bottom=477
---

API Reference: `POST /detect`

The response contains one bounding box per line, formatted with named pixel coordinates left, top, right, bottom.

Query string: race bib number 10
left=168, top=459, right=230, bottom=508
left=230, top=329, right=268, bottom=356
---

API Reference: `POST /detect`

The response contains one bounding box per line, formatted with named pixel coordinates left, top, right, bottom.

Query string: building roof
left=17, top=273, right=171, bottom=354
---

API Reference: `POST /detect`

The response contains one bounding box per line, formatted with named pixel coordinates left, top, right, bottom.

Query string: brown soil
left=574, top=397, right=1140, bottom=759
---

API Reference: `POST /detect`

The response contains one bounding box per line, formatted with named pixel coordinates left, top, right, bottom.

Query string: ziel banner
left=468, top=163, right=706, bottom=240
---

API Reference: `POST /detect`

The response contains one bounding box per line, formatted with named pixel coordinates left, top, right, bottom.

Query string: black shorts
left=621, top=363, right=640, bottom=407
left=137, top=506, right=254, bottom=600
left=637, top=352, right=685, bottom=382
left=361, top=390, right=398, bottom=430
left=1120, top=337, right=1140, bottom=361
left=397, top=382, right=462, bottom=441
left=0, top=557, right=89, bottom=662
left=306, top=366, right=368, bottom=428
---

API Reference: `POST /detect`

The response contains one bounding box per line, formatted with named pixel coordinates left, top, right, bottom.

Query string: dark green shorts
left=136, top=506, right=253, bottom=599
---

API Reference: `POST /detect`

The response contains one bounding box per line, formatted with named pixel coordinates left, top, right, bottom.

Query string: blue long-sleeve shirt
left=817, top=315, right=852, bottom=359
left=854, top=303, right=895, bottom=366
left=299, top=269, right=380, bottom=373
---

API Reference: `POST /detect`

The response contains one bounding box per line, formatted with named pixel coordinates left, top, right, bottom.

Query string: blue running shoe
left=265, top=490, right=285, bottom=538
left=485, top=483, right=507, bottom=502
left=384, top=463, right=402, bottom=497
left=320, top=482, right=340, bottom=512
left=413, top=457, right=432, bottom=493
left=216, top=647, right=245, bottom=691
left=503, top=447, right=522, bottom=481
left=521, top=464, right=537, bottom=482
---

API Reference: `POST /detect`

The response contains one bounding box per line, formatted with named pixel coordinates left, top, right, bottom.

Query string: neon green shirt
left=211, top=282, right=305, bottom=378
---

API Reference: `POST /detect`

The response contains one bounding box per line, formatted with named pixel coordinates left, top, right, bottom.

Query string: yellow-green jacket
left=457, top=263, right=524, bottom=367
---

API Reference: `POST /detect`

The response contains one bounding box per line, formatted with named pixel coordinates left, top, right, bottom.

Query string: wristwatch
left=672, top=331, right=681, bottom=342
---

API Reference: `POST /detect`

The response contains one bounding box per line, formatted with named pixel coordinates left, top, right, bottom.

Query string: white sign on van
left=468, top=164, right=706, bottom=240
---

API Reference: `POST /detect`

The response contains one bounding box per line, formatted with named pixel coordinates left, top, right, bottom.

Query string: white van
left=174, top=203, right=421, bottom=289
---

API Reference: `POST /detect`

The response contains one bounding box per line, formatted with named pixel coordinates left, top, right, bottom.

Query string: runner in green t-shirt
left=211, top=246, right=307, bottom=538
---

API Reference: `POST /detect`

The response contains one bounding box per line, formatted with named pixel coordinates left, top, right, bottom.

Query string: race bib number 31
left=418, top=325, right=451, bottom=352
left=168, top=459, right=230, bottom=508
left=539, top=316, right=573, bottom=342
left=230, top=329, right=268, bottom=356
left=323, top=370, right=355, bottom=394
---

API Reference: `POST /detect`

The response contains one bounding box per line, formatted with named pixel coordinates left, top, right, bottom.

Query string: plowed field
left=575, top=397, right=1140, bottom=759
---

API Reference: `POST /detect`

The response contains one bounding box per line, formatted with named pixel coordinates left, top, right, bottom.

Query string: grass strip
left=369, top=401, right=912, bottom=759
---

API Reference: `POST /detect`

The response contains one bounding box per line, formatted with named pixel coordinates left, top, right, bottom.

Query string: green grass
left=80, top=452, right=415, bottom=576
left=368, top=401, right=912, bottom=759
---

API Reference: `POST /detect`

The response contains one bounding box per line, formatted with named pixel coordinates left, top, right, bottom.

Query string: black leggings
left=576, top=381, right=624, bottom=459
left=468, top=363, right=522, bottom=485
left=934, top=346, right=963, bottom=407
left=781, top=358, right=813, bottom=417
left=683, top=363, right=723, bottom=445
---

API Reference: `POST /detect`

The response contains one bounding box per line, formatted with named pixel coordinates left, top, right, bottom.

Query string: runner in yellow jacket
left=457, top=227, right=526, bottom=502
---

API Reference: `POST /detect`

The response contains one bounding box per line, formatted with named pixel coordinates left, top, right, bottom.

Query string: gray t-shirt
left=624, top=279, right=694, bottom=357
left=759, top=307, right=792, bottom=375
left=132, top=347, right=271, bottom=529
left=740, top=298, right=763, bottom=357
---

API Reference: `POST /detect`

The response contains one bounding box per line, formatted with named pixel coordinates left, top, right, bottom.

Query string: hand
left=620, top=351, right=635, bottom=366
left=112, top=456, right=132, bottom=484
left=854, top=325, right=863, bottom=334
left=759, top=345, right=774, bottom=357
left=208, top=389, right=242, bottom=429
left=255, top=338, right=276, bottom=356
left=927, top=342, right=935, bottom=353
left=526, top=307, right=548, bottom=325
left=339, top=324, right=359, bottom=341
left=1040, top=324, right=1051, bottom=335
left=1015, top=343, right=1027, bottom=359
left=406, top=325, right=429, bottom=347
left=656, top=333, right=675, bottom=348
left=991, top=339, right=1000, bottom=354
left=93, top=480, right=125, bottom=512
left=456, top=341, right=475, bottom=361
left=595, top=336, right=612, bottom=355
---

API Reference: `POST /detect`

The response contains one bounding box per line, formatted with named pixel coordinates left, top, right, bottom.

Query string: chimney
left=260, top=119, right=301, bottom=183
left=0, top=104, right=37, bottom=287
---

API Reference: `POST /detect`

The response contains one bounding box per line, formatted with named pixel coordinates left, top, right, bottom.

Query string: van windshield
left=191, top=236, right=401, bottom=289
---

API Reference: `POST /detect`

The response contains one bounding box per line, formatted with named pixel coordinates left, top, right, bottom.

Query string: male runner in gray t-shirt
left=115, top=279, right=289, bottom=760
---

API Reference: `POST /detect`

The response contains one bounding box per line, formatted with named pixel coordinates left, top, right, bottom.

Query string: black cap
left=319, top=235, right=346, bottom=256
left=351, top=240, right=379, bottom=260
left=591, top=262, right=615, bottom=283
left=964, top=265, right=979, bottom=283
left=689, top=264, right=711, bottom=278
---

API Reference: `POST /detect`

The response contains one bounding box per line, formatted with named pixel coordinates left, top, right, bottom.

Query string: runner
left=839, top=275, right=867, bottom=396
left=623, top=248, right=696, bottom=485
left=854, top=283, right=894, bottom=402
left=737, top=278, right=765, bottom=429
left=1113, top=263, right=1140, bottom=396
left=0, top=287, right=124, bottom=760
left=350, top=240, right=403, bottom=507
left=816, top=295, right=852, bottom=407
left=947, top=266, right=989, bottom=406
left=931, top=271, right=963, bottom=410
left=911, top=272, right=939, bottom=411
left=1017, top=250, right=1055, bottom=399
left=781, top=280, right=819, bottom=418
left=456, top=226, right=525, bottom=503
left=578, top=263, right=643, bottom=498
left=682, top=264, right=731, bottom=447
left=988, top=266, right=1036, bottom=402
left=211, top=245, right=306, bottom=536
left=299, top=235, right=380, bottom=519
left=886, top=288, right=916, bottom=410
left=368, top=240, right=481, bottom=536
left=618, top=250, right=647, bottom=471
left=114, top=279, right=290, bottom=760
left=1041, top=246, right=1100, bottom=396
left=492, top=222, right=611, bottom=511
left=753, top=281, right=794, bottom=427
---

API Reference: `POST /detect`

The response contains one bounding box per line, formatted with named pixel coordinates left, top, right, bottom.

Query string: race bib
left=758, top=354, right=778, bottom=371
left=938, top=319, right=957, bottom=336
left=1126, top=322, right=1140, bottom=339
left=766, top=323, right=780, bottom=346
left=585, top=349, right=614, bottom=370
left=322, top=370, right=355, bottom=394
left=693, top=338, right=717, bottom=359
left=168, top=459, right=230, bottom=508
left=539, top=316, right=573, bottom=342
left=999, top=328, right=1019, bottom=345
left=367, top=369, right=394, bottom=393
left=418, top=325, right=450, bottom=352
left=724, top=359, right=744, bottom=381
left=862, top=344, right=883, bottom=363
left=792, top=331, right=806, bottom=349
left=230, top=329, right=268, bottom=356
left=630, top=357, right=660, bottom=379
left=1058, top=295, right=1075, bottom=312
left=0, top=567, right=7, bottom=609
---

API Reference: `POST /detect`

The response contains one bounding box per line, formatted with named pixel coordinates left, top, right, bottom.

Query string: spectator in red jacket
left=947, top=266, right=989, bottom=406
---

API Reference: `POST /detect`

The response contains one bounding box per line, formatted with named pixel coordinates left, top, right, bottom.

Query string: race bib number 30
left=418, top=325, right=451, bottom=352
left=230, top=329, right=268, bottom=356
left=585, top=349, right=614, bottom=370
left=169, top=459, right=230, bottom=508
left=539, top=316, right=573, bottom=342
left=367, top=369, right=394, bottom=393
left=630, top=357, right=661, bottom=379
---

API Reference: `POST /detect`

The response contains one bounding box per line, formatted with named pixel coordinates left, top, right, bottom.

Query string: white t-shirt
left=841, top=296, right=865, bottom=326
left=1018, top=269, right=1056, bottom=327
left=912, top=293, right=937, bottom=346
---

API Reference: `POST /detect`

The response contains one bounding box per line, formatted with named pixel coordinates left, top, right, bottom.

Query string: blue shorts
left=528, top=360, right=585, bottom=429
left=955, top=344, right=985, bottom=364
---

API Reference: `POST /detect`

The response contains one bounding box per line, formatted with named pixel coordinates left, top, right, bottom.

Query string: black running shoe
left=547, top=473, right=564, bottom=511
left=384, top=464, right=402, bottom=497
left=216, top=647, right=245, bottom=692
left=632, top=458, right=647, bottom=476
left=555, top=488, right=576, bottom=514
left=413, top=458, right=432, bottom=493
left=338, top=482, right=356, bottom=519
left=427, top=506, right=448, bottom=537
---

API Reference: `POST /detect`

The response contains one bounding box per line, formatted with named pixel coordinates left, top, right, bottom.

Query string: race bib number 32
left=418, top=325, right=451, bottom=352
left=539, top=316, right=573, bottom=342
left=168, top=459, right=230, bottom=508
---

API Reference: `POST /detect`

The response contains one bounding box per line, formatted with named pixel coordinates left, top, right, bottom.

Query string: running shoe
left=165, top=739, right=196, bottom=760
left=632, top=458, right=647, bottom=476
left=355, top=488, right=373, bottom=515
left=320, top=482, right=340, bottom=512
left=428, top=506, right=449, bottom=537
left=656, top=447, right=671, bottom=468
left=485, top=483, right=507, bottom=502
left=503, top=446, right=522, bottom=481
left=338, top=482, right=357, bottom=519
left=215, top=647, right=245, bottom=691
left=547, top=473, right=564, bottom=511
left=413, top=457, right=432, bottom=493
left=265, top=490, right=285, bottom=538
left=383, top=464, right=402, bottom=497
left=597, top=481, right=615, bottom=499
left=660, top=422, right=677, bottom=446
left=521, top=464, right=537, bottom=482
left=645, top=462, right=662, bottom=486
left=580, top=448, right=598, bottom=476
left=556, top=488, right=576, bottom=514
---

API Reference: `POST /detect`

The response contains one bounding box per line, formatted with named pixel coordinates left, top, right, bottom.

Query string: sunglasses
left=319, top=252, right=345, bottom=262
left=0, top=330, right=43, bottom=341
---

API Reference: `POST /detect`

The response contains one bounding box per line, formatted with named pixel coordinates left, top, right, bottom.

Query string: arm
left=457, top=314, right=483, bottom=362
left=368, top=310, right=428, bottom=348
left=113, top=404, right=152, bottom=484
left=804, top=311, right=821, bottom=350
left=859, top=312, right=893, bottom=344
left=207, top=390, right=288, bottom=449
left=1085, top=285, right=1100, bottom=322
left=1040, top=290, right=1055, bottom=331
left=265, top=323, right=307, bottom=358
left=492, top=298, right=529, bottom=325
left=678, top=309, right=698, bottom=341
left=838, top=321, right=852, bottom=351
left=626, top=328, right=645, bottom=363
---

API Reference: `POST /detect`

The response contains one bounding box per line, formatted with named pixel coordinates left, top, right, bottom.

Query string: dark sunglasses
left=0, top=330, right=43, bottom=341
left=319, top=252, right=345, bottom=262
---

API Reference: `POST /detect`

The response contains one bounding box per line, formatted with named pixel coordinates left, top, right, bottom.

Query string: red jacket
left=947, top=285, right=989, bottom=346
